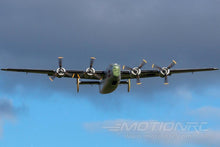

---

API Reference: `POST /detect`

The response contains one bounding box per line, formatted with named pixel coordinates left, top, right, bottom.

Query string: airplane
left=1, top=57, right=218, bottom=94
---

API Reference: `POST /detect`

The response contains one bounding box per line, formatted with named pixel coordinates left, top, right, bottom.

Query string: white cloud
left=192, top=106, right=220, bottom=120
left=175, top=86, right=193, bottom=100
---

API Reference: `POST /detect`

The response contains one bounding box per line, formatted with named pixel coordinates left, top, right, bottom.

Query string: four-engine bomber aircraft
left=1, top=57, right=218, bottom=94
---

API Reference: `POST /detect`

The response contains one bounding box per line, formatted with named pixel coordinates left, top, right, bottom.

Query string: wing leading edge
left=170, top=68, right=218, bottom=74
left=1, top=67, right=218, bottom=80
left=1, top=68, right=105, bottom=79
left=121, top=68, right=218, bottom=79
left=1, top=68, right=55, bottom=75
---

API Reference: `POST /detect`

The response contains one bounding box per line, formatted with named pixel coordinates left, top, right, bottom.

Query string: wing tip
left=209, top=67, right=219, bottom=70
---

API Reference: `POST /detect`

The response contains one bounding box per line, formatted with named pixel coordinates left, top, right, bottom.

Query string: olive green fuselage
left=100, top=64, right=121, bottom=94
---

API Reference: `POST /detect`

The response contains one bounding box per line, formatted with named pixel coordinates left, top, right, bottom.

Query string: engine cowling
left=152, top=60, right=177, bottom=84
left=160, top=67, right=170, bottom=77
left=86, top=67, right=95, bottom=76
left=131, top=67, right=141, bottom=76
left=56, top=67, right=66, bottom=77
left=122, top=59, right=147, bottom=85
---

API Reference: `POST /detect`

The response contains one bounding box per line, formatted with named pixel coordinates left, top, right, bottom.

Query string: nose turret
left=112, top=64, right=120, bottom=78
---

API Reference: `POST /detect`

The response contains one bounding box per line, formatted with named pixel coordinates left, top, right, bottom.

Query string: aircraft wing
left=169, top=68, right=218, bottom=74
left=121, top=70, right=160, bottom=79
left=66, top=70, right=105, bottom=79
left=1, top=67, right=218, bottom=80
left=1, top=68, right=56, bottom=75
left=1, top=68, right=105, bottom=80
left=121, top=68, right=218, bottom=79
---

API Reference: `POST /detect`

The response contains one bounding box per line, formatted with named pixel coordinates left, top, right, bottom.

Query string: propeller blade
left=164, top=76, right=168, bottom=85
left=138, top=59, right=147, bottom=69
left=58, top=57, right=63, bottom=68
left=90, top=57, right=96, bottom=68
left=49, top=76, right=56, bottom=82
left=152, top=64, right=163, bottom=71
left=123, top=65, right=133, bottom=70
left=167, top=60, right=177, bottom=69
left=136, top=75, right=142, bottom=85
left=49, top=72, right=59, bottom=82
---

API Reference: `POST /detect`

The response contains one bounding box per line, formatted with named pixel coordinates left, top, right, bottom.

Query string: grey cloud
left=0, top=0, right=219, bottom=93
left=0, top=98, right=27, bottom=137
left=191, top=106, right=220, bottom=120
left=0, top=98, right=15, bottom=119
left=1, top=0, right=220, bottom=58
left=0, top=98, right=15, bottom=137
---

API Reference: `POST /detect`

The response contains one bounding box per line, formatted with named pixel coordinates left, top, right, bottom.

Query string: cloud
left=0, top=98, right=16, bottom=119
left=0, top=98, right=15, bottom=137
left=192, top=106, right=220, bottom=120
left=0, top=0, right=220, bottom=64
left=0, top=0, right=219, bottom=94
left=0, top=98, right=27, bottom=137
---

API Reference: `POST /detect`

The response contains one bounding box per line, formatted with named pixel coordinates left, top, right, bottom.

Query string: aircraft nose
left=112, top=65, right=120, bottom=77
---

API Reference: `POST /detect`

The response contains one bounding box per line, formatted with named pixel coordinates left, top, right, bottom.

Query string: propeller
left=58, top=57, right=63, bottom=68
left=152, top=60, right=177, bottom=85
left=90, top=57, right=96, bottom=69
left=49, top=57, right=73, bottom=82
left=86, top=57, right=102, bottom=80
left=49, top=74, right=57, bottom=82
left=123, top=59, right=147, bottom=85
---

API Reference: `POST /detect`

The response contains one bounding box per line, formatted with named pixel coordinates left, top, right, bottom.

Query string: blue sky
left=0, top=0, right=220, bottom=146
left=0, top=79, right=219, bottom=146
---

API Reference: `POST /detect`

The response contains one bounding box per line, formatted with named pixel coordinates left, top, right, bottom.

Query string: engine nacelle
left=86, top=67, right=95, bottom=76
left=160, top=67, right=170, bottom=77
left=131, top=67, right=141, bottom=76
left=56, top=67, right=66, bottom=77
